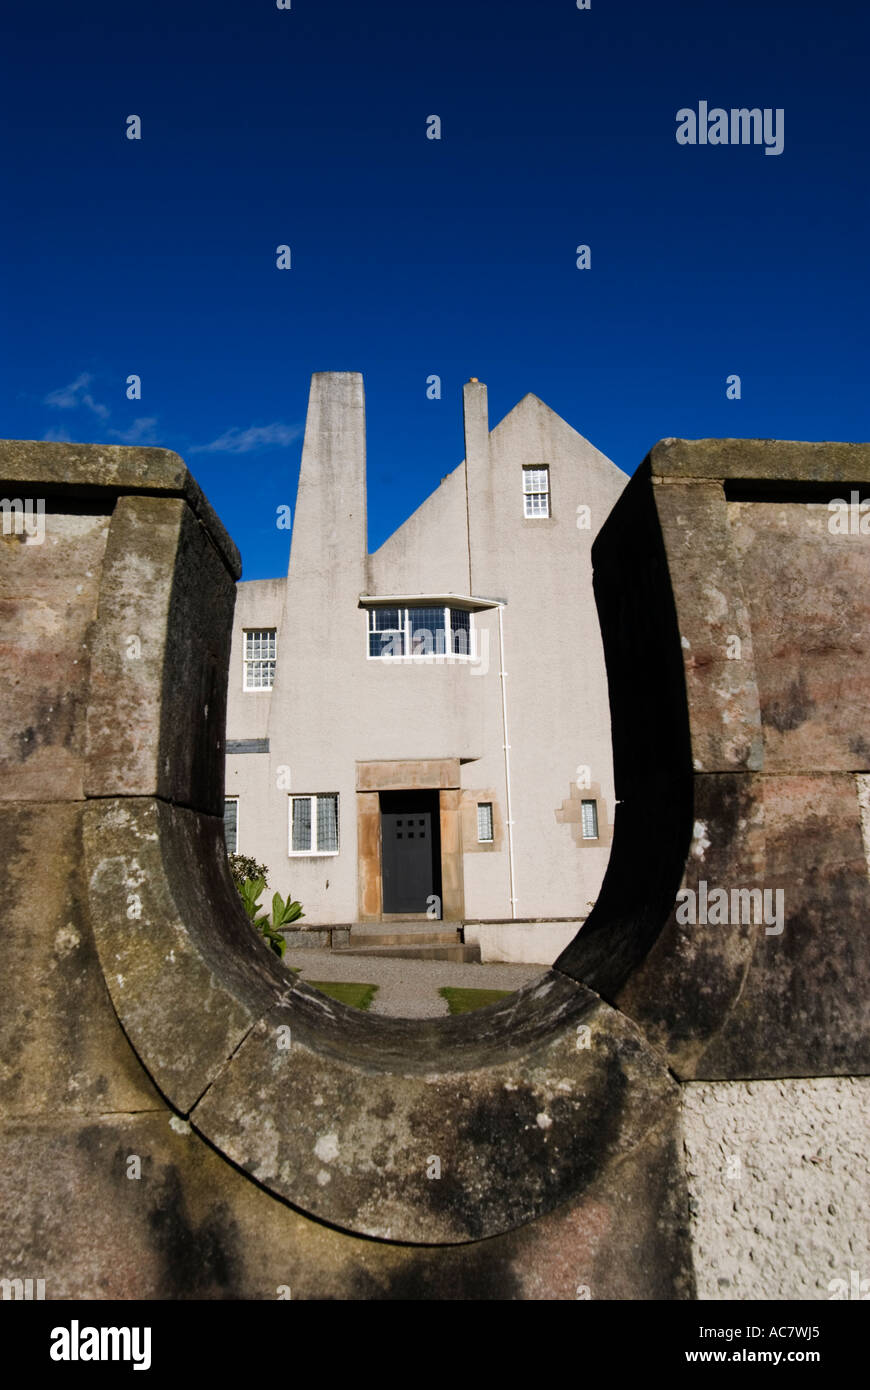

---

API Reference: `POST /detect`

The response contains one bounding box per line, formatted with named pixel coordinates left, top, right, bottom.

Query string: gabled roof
left=372, top=390, right=625, bottom=562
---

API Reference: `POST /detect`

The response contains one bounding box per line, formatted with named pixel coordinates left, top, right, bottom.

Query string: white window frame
left=477, top=802, right=494, bottom=843
left=523, top=466, right=550, bottom=518
left=581, top=799, right=599, bottom=840
left=288, top=793, right=340, bottom=856
left=223, top=797, right=239, bottom=854
left=366, top=606, right=476, bottom=661
left=243, top=628, right=277, bottom=691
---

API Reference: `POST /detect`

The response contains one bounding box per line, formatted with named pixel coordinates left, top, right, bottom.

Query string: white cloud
left=44, top=372, right=91, bottom=408
left=190, top=422, right=302, bottom=454
left=44, top=372, right=110, bottom=421
left=108, top=417, right=160, bottom=445
left=42, top=427, right=73, bottom=442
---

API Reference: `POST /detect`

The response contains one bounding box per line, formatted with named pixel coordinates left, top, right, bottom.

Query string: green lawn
left=308, top=980, right=378, bottom=1011
left=439, top=986, right=513, bottom=1015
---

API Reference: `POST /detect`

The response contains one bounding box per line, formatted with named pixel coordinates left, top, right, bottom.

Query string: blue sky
left=3, top=0, right=868, bottom=579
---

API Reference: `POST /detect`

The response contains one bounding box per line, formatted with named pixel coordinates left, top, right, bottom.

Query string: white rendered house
left=223, top=373, right=627, bottom=961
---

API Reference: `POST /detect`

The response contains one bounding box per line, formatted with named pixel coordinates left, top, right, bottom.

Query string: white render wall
left=459, top=386, right=625, bottom=921
left=225, top=578, right=285, bottom=862
left=223, top=372, right=627, bottom=925
left=465, top=921, right=583, bottom=964
left=682, top=1078, right=870, bottom=1300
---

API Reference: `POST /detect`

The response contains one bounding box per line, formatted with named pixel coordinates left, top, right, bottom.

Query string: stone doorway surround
left=356, top=759, right=464, bottom=923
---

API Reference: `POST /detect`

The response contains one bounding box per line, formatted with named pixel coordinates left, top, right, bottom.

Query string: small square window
left=289, top=794, right=339, bottom=854
left=581, top=799, right=599, bottom=840
left=244, top=629, right=277, bottom=690
left=223, top=798, right=239, bottom=853
left=477, top=802, right=494, bottom=842
left=523, top=466, right=550, bottom=518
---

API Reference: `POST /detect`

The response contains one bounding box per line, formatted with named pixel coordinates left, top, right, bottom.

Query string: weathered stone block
left=281, top=929, right=329, bottom=948
left=191, top=972, right=679, bottom=1244
left=0, top=1108, right=692, bottom=1299
left=561, top=440, right=870, bottom=1080
left=0, top=802, right=161, bottom=1117
left=0, top=506, right=110, bottom=800
left=694, top=774, right=870, bottom=1077
left=83, top=797, right=290, bottom=1112
left=85, top=495, right=236, bottom=815
left=0, top=439, right=240, bottom=578
left=728, top=498, right=870, bottom=773
left=5, top=430, right=863, bottom=1301
left=655, top=482, right=762, bottom=772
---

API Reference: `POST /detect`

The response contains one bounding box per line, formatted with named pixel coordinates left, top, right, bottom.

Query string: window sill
left=366, top=654, right=479, bottom=664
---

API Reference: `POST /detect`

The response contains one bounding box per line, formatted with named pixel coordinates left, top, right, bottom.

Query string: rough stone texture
left=281, top=929, right=331, bottom=948
left=191, top=973, right=678, bottom=1242
left=0, top=439, right=240, bottom=577
left=82, top=788, right=685, bottom=1245
left=655, top=482, right=762, bottom=773
left=649, top=436, right=870, bottom=484
left=614, top=774, right=762, bottom=1077
left=0, top=437, right=693, bottom=1297
left=698, top=773, right=869, bottom=1078
left=559, top=441, right=870, bottom=1079
left=728, top=499, right=870, bottom=773
left=682, top=1078, right=870, bottom=1301
left=86, top=494, right=236, bottom=816
left=0, top=505, right=110, bottom=800
left=0, top=1109, right=691, bottom=1300
left=0, top=801, right=162, bottom=1118
left=4, top=431, right=866, bottom=1297
left=857, top=774, right=870, bottom=873
left=83, top=796, right=289, bottom=1113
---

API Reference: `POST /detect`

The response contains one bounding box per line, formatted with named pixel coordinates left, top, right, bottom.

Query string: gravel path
left=283, top=946, right=545, bottom=1018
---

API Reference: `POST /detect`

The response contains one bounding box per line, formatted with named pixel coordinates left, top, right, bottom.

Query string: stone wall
left=1, top=435, right=867, bottom=1299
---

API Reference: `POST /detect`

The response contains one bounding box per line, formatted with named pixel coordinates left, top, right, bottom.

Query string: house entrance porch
left=356, top=759, right=464, bottom=925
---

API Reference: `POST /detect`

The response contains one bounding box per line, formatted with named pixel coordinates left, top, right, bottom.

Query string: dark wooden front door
left=380, top=790, right=441, bottom=916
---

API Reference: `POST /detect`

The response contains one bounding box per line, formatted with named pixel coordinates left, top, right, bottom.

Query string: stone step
left=350, top=921, right=459, bottom=937
left=334, top=942, right=482, bottom=963
left=342, top=929, right=460, bottom=948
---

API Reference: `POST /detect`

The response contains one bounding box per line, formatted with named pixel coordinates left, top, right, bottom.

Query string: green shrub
left=228, top=853, right=269, bottom=891
left=229, top=860, right=304, bottom=959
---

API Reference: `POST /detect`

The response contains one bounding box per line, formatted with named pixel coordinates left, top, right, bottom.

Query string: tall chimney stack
left=463, top=377, right=490, bottom=593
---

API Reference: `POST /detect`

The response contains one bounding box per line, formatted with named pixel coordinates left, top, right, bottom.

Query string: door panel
left=380, top=793, right=440, bottom=915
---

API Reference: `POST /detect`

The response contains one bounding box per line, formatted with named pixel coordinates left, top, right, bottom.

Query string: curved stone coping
left=84, top=798, right=289, bottom=1114
left=84, top=795, right=678, bottom=1242
left=190, top=978, right=675, bottom=1244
